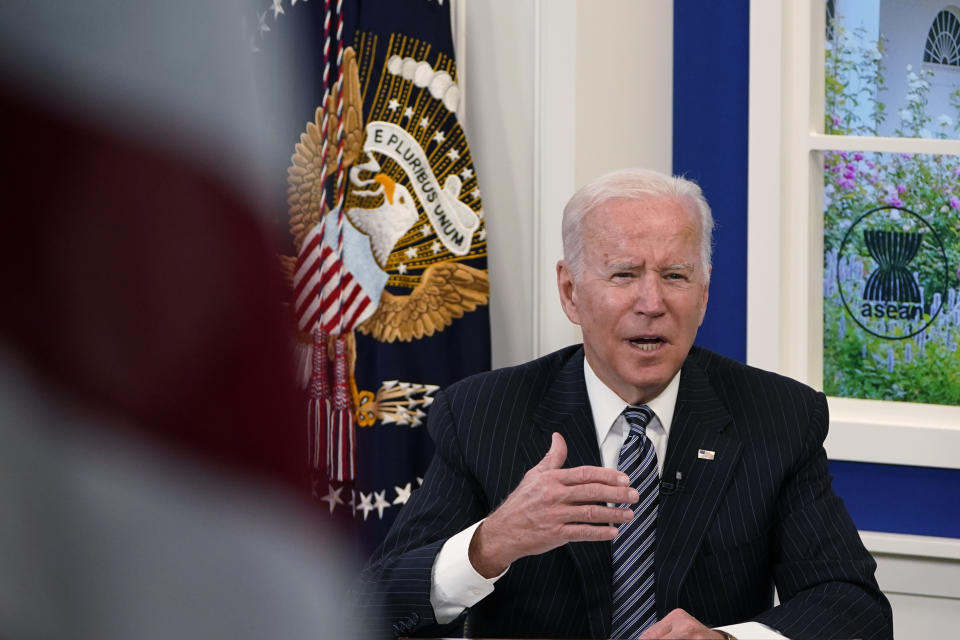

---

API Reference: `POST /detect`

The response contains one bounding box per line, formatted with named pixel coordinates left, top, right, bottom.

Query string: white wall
left=462, top=0, right=539, bottom=369
left=575, top=0, right=674, bottom=185
left=463, top=0, right=675, bottom=368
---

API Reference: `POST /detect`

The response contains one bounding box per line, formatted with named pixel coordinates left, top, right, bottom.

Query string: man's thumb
left=537, top=432, right=567, bottom=470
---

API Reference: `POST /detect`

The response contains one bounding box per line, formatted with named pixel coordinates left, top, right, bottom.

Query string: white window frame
left=748, top=1, right=960, bottom=473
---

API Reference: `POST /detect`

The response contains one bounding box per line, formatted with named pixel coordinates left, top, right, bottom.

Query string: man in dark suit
left=360, top=169, right=893, bottom=639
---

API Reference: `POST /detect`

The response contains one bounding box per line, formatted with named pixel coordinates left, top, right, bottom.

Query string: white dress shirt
left=429, top=357, right=787, bottom=639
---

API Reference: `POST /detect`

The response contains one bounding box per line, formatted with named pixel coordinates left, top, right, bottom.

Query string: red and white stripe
left=293, top=225, right=374, bottom=335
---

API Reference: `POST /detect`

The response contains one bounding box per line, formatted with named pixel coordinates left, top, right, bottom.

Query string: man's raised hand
left=468, top=432, right=639, bottom=578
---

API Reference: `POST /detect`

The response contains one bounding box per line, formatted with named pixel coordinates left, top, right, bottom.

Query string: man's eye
left=664, top=273, right=687, bottom=280
left=612, top=272, right=632, bottom=279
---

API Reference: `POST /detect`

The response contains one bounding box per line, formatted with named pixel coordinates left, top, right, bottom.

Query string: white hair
left=561, top=168, right=714, bottom=282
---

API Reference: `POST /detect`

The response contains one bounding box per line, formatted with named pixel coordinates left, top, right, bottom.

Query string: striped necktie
left=611, top=405, right=659, bottom=638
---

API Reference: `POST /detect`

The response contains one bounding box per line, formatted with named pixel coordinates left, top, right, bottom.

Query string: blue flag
left=248, top=0, right=490, bottom=552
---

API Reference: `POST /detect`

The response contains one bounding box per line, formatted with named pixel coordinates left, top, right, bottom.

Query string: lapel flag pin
left=698, top=449, right=715, bottom=461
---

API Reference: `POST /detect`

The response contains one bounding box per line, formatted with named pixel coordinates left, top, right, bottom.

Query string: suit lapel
left=522, top=348, right=612, bottom=639
left=655, top=353, right=741, bottom=615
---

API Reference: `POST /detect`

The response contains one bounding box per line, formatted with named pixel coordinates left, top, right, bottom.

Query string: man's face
left=557, top=196, right=709, bottom=404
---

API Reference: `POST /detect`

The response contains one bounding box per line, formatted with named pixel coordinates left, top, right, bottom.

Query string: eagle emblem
left=282, top=46, right=489, bottom=345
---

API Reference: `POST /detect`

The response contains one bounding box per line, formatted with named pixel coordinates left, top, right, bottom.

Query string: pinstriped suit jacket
left=359, top=345, right=892, bottom=639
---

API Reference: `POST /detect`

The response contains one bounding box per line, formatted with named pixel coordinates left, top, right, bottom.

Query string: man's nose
left=632, top=275, right=667, bottom=316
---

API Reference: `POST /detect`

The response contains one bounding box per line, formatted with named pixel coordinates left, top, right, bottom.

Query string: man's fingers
left=558, top=522, right=620, bottom=542
left=562, top=504, right=634, bottom=525
left=535, top=432, right=568, bottom=471
left=638, top=609, right=719, bottom=640
left=554, top=464, right=630, bottom=487
left=565, top=483, right=639, bottom=505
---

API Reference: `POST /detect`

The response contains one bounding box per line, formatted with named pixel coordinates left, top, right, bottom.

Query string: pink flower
left=950, top=196, right=960, bottom=210
left=897, top=184, right=907, bottom=194
left=886, top=196, right=903, bottom=207
left=853, top=153, right=864, bottom=161
left=839, top=177, right=856, bottom=190
left=866, top=160, right=875, bottom=169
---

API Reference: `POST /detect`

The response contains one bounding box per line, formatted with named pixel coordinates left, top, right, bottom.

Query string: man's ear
left=556, top=260, right=581, bottom=325
left=698, top=267, right=711, bottom=327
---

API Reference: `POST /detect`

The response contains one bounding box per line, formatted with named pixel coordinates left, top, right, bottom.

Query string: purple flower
left=886, top=196, right=904, bottom=207
left=832, top=115, right=840, bottom=127
left=866, top=160, right=875, bottom=169
left=950, top=196, right=960, bottom=210
left=957, top=263, right=960, bottom=279
left=897, top=184, right=907, bottom=194
left=840, top=151, right=849, bottom=161
left=839, top=177, right=856, bottom=190
left=853, top=153, right=864, bottom=161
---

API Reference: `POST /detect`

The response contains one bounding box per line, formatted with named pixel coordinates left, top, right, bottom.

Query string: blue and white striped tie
left=611, top=405, right=659, bottom=638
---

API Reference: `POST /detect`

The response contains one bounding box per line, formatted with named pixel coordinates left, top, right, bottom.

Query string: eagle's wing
left=277, top=254, right=297, bottom=292
left=286, top=47, right=364, bottom=251
left=356, top=262, right=489, bottom=342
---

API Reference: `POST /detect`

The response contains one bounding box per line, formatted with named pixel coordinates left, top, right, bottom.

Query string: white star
left=393, top=483, right=413, bottom=505
left=420, top=225, right=432, bottom=237
left=373, top=491, right=391, bottom=519
left=478, top=227, right=487, bottom=241
left=430, top=240, right=442, bottom=254
left=417, top=477, right=424, bottom=486
left=432, top=131, right=445, bottom=145
left=446, top=148, right=460, bottom=161
left=419, top=117, right=430, bottom=129
left=291, top=0, right=299, bottom=4
left=271, top=0, right=284, bottom=19
left=397, top=263, right=407, bottom=274
left=459, top=167, right=474, bottom=181
left=405, top=246, right=418, bottom=259
left=257, top=11, right=271, bottom=36
left=471, top=188, right=481, bottom=200
left=320, top=484, right=344, bottom=514
left=403, top=106, right=415, bottom=119
left=357, top=491, right=375, bottom=520
left=387, top=98, right=400, bottom=112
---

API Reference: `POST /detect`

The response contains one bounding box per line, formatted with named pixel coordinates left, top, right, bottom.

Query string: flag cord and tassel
left=328, top=0, right=357, bottom=483
left=307, top=328, right=332, bottom=481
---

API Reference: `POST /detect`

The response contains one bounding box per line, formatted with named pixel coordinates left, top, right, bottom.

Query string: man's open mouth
left=628, top=337, right=664, bottom=352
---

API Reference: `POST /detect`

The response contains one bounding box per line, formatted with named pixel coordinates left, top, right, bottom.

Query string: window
left=924, top=8, right=960, bottom=66
left=748, top=1, right=960, bottom=468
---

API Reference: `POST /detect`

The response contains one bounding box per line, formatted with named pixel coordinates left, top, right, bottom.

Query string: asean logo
left=837, top=205, right=949, bottom=339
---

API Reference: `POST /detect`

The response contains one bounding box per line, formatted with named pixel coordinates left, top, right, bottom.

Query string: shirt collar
left=583, top=355, right=680, bottom=444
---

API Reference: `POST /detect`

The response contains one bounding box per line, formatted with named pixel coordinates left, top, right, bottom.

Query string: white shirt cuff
left=429, top=520, right=508, bottom=624
left=715, top=621, right=789, bottom=639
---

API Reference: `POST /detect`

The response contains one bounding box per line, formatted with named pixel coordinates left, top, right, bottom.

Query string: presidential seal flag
left=248, top=0, right=490, bottom=551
